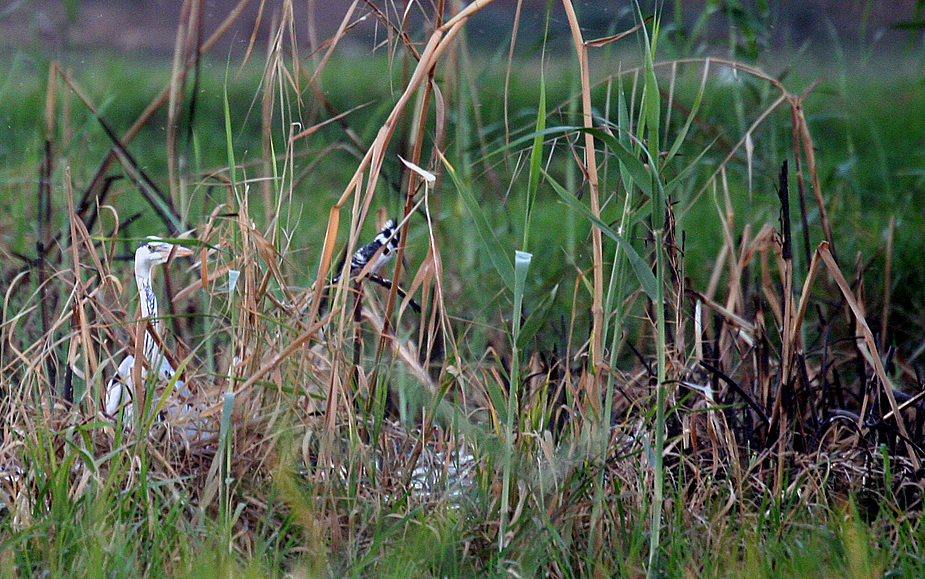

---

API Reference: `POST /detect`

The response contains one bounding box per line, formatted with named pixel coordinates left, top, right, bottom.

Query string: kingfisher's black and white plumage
left=323, top=218, right=421, bottom=314
left=333, top=219, right=400, bottom=283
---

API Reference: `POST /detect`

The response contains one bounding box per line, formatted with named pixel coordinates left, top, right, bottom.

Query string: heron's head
left=135, top=237, right=194, bottom=272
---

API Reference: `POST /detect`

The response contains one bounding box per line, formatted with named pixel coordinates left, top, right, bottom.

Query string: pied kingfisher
left=333, top=219, right=400, bottom=283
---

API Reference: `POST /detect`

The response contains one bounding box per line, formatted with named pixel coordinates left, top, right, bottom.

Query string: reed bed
left=0, top=1, right=922, bottom=576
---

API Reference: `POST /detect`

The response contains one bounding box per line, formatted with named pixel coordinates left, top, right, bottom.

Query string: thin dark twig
left=626, top=339, right=654, bottom=377
left=37, top=135, right=56, bottom=400
left=352, top=280, right=363, bottom=369
left=94, top=117, right=184, bottom=235
left=81, top=175, right=124, bottom=234
left=75, top=0, right=254, bottom=226
left=59, top=70, right=184, bottom=235
left=865, top=414, right=925, bottom=457
left=699, top=360, right=771, bottom=426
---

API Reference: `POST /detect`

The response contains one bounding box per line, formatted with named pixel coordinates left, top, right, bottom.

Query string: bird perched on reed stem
left=333, top=219, right=400, bottom=284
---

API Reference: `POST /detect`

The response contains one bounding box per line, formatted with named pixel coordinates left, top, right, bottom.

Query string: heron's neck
left=135, top=266, right=161, bottom=360
left=135, top=267, right=158, bottom=317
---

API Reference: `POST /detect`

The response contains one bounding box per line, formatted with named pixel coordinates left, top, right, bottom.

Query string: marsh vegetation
left=1, top=1, right=925, bottom=576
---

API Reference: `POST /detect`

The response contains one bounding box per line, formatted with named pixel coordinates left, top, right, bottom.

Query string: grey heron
left=105, top=237, right=193, bottom=420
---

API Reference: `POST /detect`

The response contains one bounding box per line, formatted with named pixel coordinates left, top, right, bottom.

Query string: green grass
left=2, top=3, right=925, bottom=576
left=2, top=51, right=923, bottom=319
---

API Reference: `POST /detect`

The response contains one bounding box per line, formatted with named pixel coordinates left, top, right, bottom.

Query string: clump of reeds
left=0, top=0, right=921, bottom=576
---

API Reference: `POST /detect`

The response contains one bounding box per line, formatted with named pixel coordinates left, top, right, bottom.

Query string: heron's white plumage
left=106, top=238, right=192, bottom=425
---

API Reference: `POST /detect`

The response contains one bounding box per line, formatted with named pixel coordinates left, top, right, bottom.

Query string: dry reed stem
left=308, top=1, right=359, bottom=87
left=166, top=0, right=196, bottom=206
left=561, top=0, right=604, bottom=415
left=65, top=169, right=101, bottom=389
left=328, top=0, right=496, bottom=223
left=2, top=3, right=920, bottom=571
left=813, top=243, right=920, bottom=470
left=789, top=86, right=834, bottom=259
left=298, top=0, right=498, bottom=457
left=880, top=216, right=895, bottom=347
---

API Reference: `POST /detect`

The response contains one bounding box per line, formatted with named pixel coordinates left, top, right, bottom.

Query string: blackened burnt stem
left=700, top=361, right=771, bottom=426
left=778, top=160, right=792, bottom=261
left=38, top=134, right=57, bottom=400
left=795, top=161, right=813, bottom=270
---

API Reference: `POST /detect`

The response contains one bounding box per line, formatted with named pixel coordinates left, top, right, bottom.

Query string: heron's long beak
left=168, top=244, right=194, bottom=259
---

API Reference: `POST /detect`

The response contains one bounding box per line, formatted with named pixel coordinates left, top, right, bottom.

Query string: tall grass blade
left=634, top=5, right=668, bottom=576
left=441, top=154, right=515, bottom=291
left=223, top=76, right=236, bottom=189
left=543, top=169, right=657, bottom=300
left=523, top=31, right=547, bottom=251
left=499, top=249, right=532, bottom=552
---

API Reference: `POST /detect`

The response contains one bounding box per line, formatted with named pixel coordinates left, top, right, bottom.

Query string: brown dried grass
left=0, top=0, right=921, bottom=574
